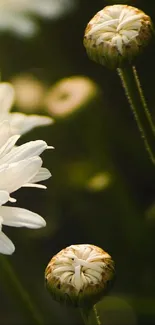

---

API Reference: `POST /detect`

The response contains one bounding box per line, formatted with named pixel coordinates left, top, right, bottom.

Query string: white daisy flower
left=0, top=119, right=52, bottom=255
left=84, top=5, right=153, bottom=69
left=45, top=244, right=115, bottom=307
left=0, top=0, right=78, bottom=37
left=0, top=82, right=53, bottom=135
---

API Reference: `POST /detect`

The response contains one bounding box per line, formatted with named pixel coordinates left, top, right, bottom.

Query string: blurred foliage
left=0, top=0, right=155, bottom=324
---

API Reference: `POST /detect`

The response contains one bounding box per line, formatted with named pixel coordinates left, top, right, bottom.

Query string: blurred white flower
left=11, top=74, right=46, bottom=112
left=0, top=119, right=52, bottom=255
left=0, top=0, right=78, bottom=37
left=0, top=82, right=53, bottom=135
left=45, top=76, right=100, bottom=119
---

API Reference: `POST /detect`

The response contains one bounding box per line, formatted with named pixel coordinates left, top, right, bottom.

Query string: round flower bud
left=45, top=244, right=115, bottom=307
left=83, top=5, right=153, bottom=69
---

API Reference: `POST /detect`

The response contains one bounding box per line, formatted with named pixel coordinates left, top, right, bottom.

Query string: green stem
left=80, top=305, right=101, bottom=325
left=117, top=64, right=155, bottom=164
left=0, top=256, right=45, bottom=325
left=132, top=66, right=155, bottom=132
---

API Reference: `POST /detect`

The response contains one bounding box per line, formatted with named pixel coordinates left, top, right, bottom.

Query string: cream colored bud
left=45, top=244, right=115, bottom=307
left=84, top=5, right=153, bottom=69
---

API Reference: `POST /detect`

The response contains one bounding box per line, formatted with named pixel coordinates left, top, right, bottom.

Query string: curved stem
left=0, top=256, right=45, bottom=325
left=117, top=65, right=155, bottom=164
left=80, top=305, right=101, bottom=325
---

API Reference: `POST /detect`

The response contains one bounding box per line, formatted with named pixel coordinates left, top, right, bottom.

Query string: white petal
left=22, top=183, right=47, bottom=189
left=0, top=206, right=46, bottom=228
left=0, top=134, right=20, bottom=159
left=9, top=112, right=53, bottom=135
left=22, top=167, right=52, bottom=189
left=0, top=216, right=3, bottom=229
left=0, top=120, right=13, bottom=148
left=9, top=196, right=16, bottom=203
left=0, top=83, right=15, bottom=116
left=30, top=167, right=51, bottom=183
left=0, top=191, right=9, bottom=206
left=0, top=231, right=15, bottom=255
left=0, top=156, right=42, bottom=193
left=0, top=140, right=48, bottom=164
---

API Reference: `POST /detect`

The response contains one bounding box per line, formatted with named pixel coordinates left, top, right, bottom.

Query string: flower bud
left=45, top=244, right=115, bottom=307
left=83, top=5, right=153, bottom=69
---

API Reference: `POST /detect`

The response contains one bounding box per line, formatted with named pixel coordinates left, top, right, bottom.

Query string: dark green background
left=0, top=0, right=155, bottom=324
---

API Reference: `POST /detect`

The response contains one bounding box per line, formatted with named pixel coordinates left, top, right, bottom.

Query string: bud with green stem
left=84, top=4, right=155, bottom=164
left=45, top=244, right=115, bottom=325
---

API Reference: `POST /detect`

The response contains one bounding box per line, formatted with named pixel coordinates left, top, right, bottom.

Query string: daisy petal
left=9, top=196, right=17, bottom=203
left=0, top=134, right=20, bottom=159
left=1, top=206, right=46, bottom=228
left=0, top=156, right=42, bottom=193
left=0, top=231, right=15, bottom=255
left=30, top=167, right=51, bottom=183
left=9, top=112, right=53, bottom=135
left=0, top=83, right=15, bottom=116
left=0, top=191, right=10, bottom=206
left=22, top=183, right=47, bottom=189
left=22, top=167, right=51, bottom=188
left=0, top=140, right=48, bottom=164
left=0, top=120, right=13, bottom=148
